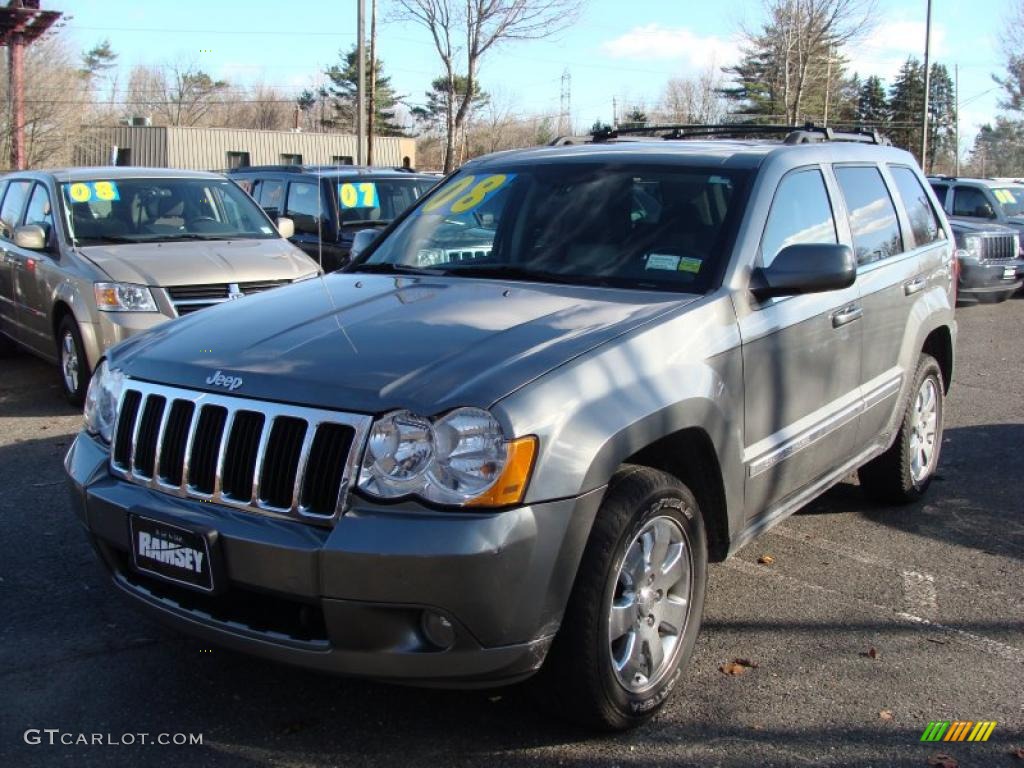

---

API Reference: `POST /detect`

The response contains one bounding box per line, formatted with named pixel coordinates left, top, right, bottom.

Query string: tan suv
left=0, top=168, right=320, bottom=403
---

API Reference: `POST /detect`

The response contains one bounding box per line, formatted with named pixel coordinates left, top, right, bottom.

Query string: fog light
left=421, top=610, right=456, bottom=649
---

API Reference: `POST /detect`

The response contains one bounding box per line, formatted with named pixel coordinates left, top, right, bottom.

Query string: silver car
left=65, top=127, right=956, bottom=731
left=0, top=168, right=320, bottom=403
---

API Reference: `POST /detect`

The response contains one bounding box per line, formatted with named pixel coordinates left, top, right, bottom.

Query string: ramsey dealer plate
left=129, top=515, right=215, bottom=592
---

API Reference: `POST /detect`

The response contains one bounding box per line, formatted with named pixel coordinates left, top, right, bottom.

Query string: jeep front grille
left=167, top=280, right=292, bottom=316
left=109, top=380, right=371, bottom=524
left=979, top=233, right=1019, bottom=261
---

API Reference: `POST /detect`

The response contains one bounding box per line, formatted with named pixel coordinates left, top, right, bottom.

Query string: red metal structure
left=0, top=1, right=62, bottom=169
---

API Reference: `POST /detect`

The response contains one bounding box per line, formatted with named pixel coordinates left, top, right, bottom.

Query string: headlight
left=960, top=235, right=983, bottom=263
left=357, top=407, right=536, bottom=507
left=94, top=282, right=158, bottom=312
left=83, top=360, right=125, bottom=443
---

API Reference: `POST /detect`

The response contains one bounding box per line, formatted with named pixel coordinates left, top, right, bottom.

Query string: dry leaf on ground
left=927, top=755, right=958, bottom=768
left=879, top=709, right=893, bottom=721
left=1012, top=747, right=1024, bottom=760
left=719, top=658, right=759, bottom=676
left=757, top=554, right=775, bottom=565
left=860, top=647, right=879, bottom=659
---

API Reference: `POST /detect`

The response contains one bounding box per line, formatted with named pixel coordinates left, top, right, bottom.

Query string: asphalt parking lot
left=1, top=298, right=1022, bottom=768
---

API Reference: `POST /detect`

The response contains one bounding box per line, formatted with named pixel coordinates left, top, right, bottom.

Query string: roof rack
left=225, top=164, right=423, bottom=175
left=589, top=122, right=890, bottom=146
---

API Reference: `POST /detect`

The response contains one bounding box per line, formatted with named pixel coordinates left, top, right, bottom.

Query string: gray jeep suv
left=65, top=125, right=956, bottom=731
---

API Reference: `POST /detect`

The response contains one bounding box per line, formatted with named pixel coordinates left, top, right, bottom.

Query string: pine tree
left=410, top=76, right=489, bottom=134
left=323, top=46, right=405, bottom=136
left=889, top=57, right=925, bottom=159
left=856, top=75, right=889, bottom=129
left=927, top=64, right=957, bottom=173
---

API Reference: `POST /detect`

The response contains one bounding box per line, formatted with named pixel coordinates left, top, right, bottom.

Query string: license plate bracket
left=129, top=514, right=218, bottom=593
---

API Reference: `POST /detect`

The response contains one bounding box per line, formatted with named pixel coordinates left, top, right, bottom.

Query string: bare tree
left=659, top=65, right=728, bottom=124
left=738, top=0, right=875, bottom=124
left=392, top=0, right=584, bottom=172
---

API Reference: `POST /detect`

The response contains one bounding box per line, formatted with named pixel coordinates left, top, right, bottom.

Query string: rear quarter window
left=889, top=166, right=944, bottom=247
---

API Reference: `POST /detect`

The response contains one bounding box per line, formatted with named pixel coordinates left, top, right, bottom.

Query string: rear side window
left=257, top=180, right=286, bottom=216
left=761, top=168, right=837, bottom=267
left=929, top=182, right=948, bottom=207
left=834, top=166, right=903, bottom=265
left=889, top=167, right=943, bottom=248
left=0, top=180, right=31, bottom=240
left=286, top=182, right=324, bottom=235
left=952, top=186, right=996, bottom=219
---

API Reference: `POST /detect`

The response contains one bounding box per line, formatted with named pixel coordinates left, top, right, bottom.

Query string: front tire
left=57, top=315, right=90, bottom=406
left=858, top=354, right=944, bottom=504
left=538, top=466, right=707, bottom=731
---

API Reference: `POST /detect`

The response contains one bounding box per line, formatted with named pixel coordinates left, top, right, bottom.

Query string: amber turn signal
left=467, top=436, right=537, bottom=508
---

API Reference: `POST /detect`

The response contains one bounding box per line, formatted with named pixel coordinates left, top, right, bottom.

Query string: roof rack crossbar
left=590, top=122, right=889, bottom=146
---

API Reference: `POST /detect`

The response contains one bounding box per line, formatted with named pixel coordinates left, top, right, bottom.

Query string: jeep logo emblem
left=205, top=370, right=244, bottom=391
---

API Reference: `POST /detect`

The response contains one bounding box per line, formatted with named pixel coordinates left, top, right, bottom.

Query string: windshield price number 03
left=339, top=182, right=379, bottom=209
left=66, top=181, right=121, bottom=203
left=423, top=174, right=513, bottom=216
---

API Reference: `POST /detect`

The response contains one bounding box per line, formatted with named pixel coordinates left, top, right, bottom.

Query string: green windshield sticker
left=64, top=181, right=120, bottom=203
left=339, top=182, right=379, bottom=209
left=677, top=256, right=702, bottom=273
left=421, top=173, right=515, bottom=216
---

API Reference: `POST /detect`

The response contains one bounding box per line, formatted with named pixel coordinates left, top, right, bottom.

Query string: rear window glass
left=834, top=166, right=903, bottom=265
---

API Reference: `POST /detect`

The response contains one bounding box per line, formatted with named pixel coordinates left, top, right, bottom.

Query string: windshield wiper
left=142, top=233, right=241, bottom=242
left=348, top=262, right=445, bottom=276
left=72, top=235, right=139, bottom=245
left=340, top=219, right=390, bottom=228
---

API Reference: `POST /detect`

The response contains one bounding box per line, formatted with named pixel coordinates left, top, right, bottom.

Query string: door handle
left=903, top=276, right=926, bottom=296
left=831, top=304, right=863, bottom=328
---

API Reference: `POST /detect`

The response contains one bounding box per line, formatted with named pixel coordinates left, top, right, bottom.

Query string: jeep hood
left=109, top=273, right=691, bottom=414
left=77, top=238, right=320, bottom=286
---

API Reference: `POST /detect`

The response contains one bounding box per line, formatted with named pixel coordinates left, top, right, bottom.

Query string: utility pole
left=559, top=68, right=571, bottom=136
left=0, top=1, right=62, bottom=170
left=612, top=97, right=617, bottom=128
left=367, top=0, right=376, bottom=166
left=954, top=63, right=960, bottom=175
left=823, top=45, right=833, bottom=127
left=356, top=0, right=366, bottom=165
left=921, top=0, right=933, bottom=172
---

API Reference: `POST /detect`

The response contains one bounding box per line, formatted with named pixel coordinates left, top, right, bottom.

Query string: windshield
left=337, top=178, right=437, bottom=226
left=61, top=177, right=278, bottom=245
left=992, top=187, right=1024, bottom=218
left=357, top=164, right=748, bottom=292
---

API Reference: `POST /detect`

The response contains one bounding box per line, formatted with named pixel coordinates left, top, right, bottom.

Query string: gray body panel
left=64, top=139, right=957, bottom=684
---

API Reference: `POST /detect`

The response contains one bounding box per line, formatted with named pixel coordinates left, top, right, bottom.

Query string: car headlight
left=357, top=407, right=536, bottom=507
left=94, top=282, right=158, bottom=312
left=960, top=235, right=983, bottom=263
left=83, top=360, right=125, bottom=443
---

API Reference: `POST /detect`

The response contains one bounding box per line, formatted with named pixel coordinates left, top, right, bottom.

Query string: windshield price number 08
left=422, top=174, right=512, bottom=215
left=67, top=181, right=121, bottom=203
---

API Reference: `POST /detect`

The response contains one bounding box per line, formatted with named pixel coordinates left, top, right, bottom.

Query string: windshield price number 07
left=339, top=182, right=379, bottom=209
left=423, top=174, right=512, bottom=215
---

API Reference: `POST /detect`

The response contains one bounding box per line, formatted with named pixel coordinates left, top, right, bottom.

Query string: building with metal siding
left=74, top=126, right=416, bottom=171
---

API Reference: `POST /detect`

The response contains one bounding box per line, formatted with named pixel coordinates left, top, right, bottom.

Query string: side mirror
left=13, top=224, right=47, bottom=251
left=350, top=228, right=380, bottom=259
left=275, top=217, right=295, bottom=239
left=751, top=243, right=856, bottom=301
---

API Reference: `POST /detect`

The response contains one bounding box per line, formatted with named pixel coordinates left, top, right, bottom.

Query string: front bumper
left=65, top=432, right=601, bottom=687
left=82, top=311, right=173, bottom=372
left=958, top=259, right=1024, bottom=299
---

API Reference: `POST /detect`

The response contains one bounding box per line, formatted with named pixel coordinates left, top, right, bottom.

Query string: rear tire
left=858, top=354, right=944, bottom=505
left=536, top=465, right=707, bottom=731
left=57, top=315, right=90, bottom=406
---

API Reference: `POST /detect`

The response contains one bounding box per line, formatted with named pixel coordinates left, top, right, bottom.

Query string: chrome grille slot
left=133, top=395, right=166, bottom=478
left=980, top=234, right=1018, bottom=261
left=108, top=380, right=371, bottom=525
left=113, top=390, right=142, bottom=469
left=188, top=405, right=229, bottom=494
left=258, top=416, right=307, bottom=509
left=221, top=411, right=265, bottom=501
left=159, top=400, right=194, bottom=486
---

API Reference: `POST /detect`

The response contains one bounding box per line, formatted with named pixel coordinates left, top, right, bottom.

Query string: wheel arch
left=921, top=324, right=953, bottom=393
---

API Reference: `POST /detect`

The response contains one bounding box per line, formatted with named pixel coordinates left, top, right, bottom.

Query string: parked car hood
left=108, top=273, right=692, bottom=415
left=77, top=238, right=319, bottom=286
left=948, top=219, right=1018, bottom=235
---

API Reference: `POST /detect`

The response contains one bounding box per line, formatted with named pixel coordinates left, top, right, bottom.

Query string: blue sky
left=56, top=0, right=1008, bottom=142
